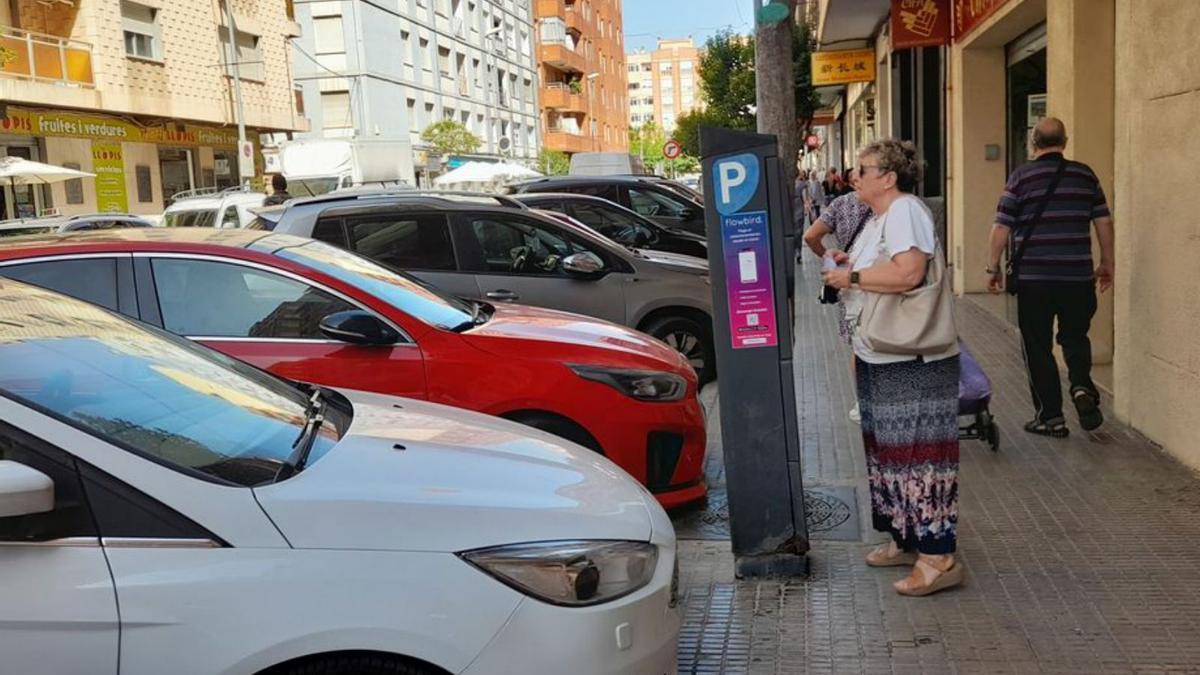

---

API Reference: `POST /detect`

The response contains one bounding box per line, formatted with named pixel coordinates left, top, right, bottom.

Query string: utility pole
left=224, top=1, right=249, bottom=184
left=754, top=0, right=799, bottom=193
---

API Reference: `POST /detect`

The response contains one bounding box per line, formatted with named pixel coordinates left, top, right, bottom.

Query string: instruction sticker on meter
left=720, top=210, right=777, bottom=349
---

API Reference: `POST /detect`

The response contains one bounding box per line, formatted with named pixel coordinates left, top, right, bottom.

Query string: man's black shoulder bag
left=1006, top=158, right=1066, bottom=295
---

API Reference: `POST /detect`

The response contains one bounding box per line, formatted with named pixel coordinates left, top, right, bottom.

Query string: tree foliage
left=420, top=120, right=482, bottom=155
left=629, top=121, right=700, bottom=176
left=793, top=20, right=822, bottom=129
left=698, top=30, right=757, bottom=131
left=537, top=149, right=570, bottom=176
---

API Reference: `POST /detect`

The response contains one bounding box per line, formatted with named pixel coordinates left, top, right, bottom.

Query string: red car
left=0, top=229, right=706, bottom=508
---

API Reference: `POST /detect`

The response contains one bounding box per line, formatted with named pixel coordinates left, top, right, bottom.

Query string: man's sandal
left=1072, top=388, right=1104, bottom=431
left=894, top=558, right=965, bottom=597
left=865, top=543, right=918, bottom=567
left=1024, top=419, right=1069, bottom=438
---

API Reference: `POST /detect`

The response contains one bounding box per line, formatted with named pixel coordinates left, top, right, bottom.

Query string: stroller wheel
left=978, top=411, right=999, bottom=451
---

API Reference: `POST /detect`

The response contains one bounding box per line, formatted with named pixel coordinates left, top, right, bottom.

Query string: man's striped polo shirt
left=994, top=152, right=1109, bottom=282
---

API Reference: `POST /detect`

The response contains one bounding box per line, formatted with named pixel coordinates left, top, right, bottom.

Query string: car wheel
left=644, top=315, right=715, bottom=384
left=504, top=411, right=605, bottom=454
left=268, top=654, right=434, bottom=675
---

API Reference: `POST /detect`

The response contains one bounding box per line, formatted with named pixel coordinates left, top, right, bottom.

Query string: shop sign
left=892, top=0, right=951, bottom=50
left=811, top=50, right=875, bottom=87
left=953, top=0, right=1010, bottom=42
left=0, top=106, right=251, bottom=148
left=91, top=142, right=128, bottom=213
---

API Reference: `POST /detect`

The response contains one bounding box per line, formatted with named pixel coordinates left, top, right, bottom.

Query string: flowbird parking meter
left=700, top=126, right=808, bottom=577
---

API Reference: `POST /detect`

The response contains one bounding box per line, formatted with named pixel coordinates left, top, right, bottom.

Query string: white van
left=568, top=152, right=646, bottom=177
left=162, top=186, right=267, bottom=229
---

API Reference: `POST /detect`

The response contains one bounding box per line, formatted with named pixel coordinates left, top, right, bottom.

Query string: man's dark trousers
left=1017, top=281, right=1099, bottom=424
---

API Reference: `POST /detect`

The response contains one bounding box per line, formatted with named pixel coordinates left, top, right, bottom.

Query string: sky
left=622, top=0, right=753, bottom=53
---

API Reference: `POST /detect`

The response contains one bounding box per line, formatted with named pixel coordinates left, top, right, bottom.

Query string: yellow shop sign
left=0, top=106, right=251, bottom=147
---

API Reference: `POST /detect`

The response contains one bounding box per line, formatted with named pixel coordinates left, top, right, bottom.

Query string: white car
left=162, top=186, right=267, bottom=229
left=0, top=279, right=679, bottom=675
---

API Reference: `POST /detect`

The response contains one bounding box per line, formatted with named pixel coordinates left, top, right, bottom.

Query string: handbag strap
left=1009, top=157, right=1067, bottom=270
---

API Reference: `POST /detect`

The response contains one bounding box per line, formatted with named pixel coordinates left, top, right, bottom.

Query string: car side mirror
left=562, top=252, right=606, bottom=277
left=0, top=460, right=54, bottom=519
left=319, top=310, right=400, bottom=345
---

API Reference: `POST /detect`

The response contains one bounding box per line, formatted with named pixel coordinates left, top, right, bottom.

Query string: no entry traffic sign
left=663, top=139, right=682, bottom=160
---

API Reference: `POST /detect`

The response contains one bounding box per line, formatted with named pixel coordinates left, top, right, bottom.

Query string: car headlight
left=568, top=365, right=686, bottom=402
left=459, top=540, right=658, bottom=607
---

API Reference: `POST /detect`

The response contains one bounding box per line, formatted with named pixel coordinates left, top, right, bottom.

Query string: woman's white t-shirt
left=843, top=194, right=955, bottom=364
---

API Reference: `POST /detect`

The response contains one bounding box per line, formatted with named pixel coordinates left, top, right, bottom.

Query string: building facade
left=534, top=0, right=626, bottom=155
left=626, top=37, right=702, bottom=133
left=816, top=0, right=1200, bottom=471
left=291, top=0, right=540, bottom=184
left=0, top=0, right=306, bottom=218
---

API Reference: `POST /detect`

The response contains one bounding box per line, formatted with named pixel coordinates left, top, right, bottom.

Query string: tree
left=793, top=19, right=822, bottom=132
left=538, top=149, right=570, bottom=176
left=420, top=120, right=482, bottom=155
left=674, top=109, right=722, bottom=157
left=698, top=30, right=757, bottom=131
left=755, top=0, right=799, bottom=191
left=628, top=121, right=667, bottom=169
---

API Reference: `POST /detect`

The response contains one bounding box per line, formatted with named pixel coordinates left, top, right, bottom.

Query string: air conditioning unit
left=497, top=136, right=512, bottom=153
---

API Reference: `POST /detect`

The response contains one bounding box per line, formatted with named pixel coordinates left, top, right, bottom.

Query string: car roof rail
left=355, top=190, right=529, bottom=209
left=169, top=184, right=257, bottom=202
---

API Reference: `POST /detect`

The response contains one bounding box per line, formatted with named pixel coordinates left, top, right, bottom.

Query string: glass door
left=1, top=146, right=46, bottom=220
left=1004, top=24, right=1047, bottom=324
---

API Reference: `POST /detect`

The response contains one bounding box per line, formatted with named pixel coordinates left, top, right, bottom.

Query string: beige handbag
left=856, top=234, right=959, bottom=358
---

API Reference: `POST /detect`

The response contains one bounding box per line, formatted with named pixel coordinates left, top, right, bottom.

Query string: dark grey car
left=508, top=176, right=708, bottom=236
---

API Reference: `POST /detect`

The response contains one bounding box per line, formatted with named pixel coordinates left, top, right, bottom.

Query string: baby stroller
left=959, top=340, right=999, bottom=451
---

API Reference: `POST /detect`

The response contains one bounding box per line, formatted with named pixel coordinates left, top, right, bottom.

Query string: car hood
left=465, top=302, right=691, bottom=370
left=634, top=248, right=710, bottom=273
left=254, top=390, right=654, bottom=552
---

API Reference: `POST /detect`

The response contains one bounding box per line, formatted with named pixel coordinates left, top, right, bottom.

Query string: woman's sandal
left=1023, top=419, right=1069, bottom=438
left=894, top=558, right=964, bottom=597
left=865, top=542, right=918, bottom=567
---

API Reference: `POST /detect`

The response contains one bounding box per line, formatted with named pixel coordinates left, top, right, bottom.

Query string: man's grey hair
left=1032, top=117, right=1068, bottom=150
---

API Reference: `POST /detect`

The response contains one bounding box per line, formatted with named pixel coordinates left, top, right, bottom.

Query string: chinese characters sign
left=811, top=50, right=876, bottom=87
left=891, top=0, right=951, bottom=49
left=953, top=0, right=1010, bottom=42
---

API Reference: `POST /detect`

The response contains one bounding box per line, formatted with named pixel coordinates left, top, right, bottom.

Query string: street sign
left=237, top=140, right=255, bottom=180
left=663, top=139, right=682, bottom=160
left=805, top=134, right=820, bottom=149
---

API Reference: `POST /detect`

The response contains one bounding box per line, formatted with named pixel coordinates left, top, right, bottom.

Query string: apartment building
left=291, top=0, right=539, bottom=184
left=534, top=0, right=626, bottom=155
left=626, top=37, right=702, bottom=133
left=0, top=0, right=306, bottom=218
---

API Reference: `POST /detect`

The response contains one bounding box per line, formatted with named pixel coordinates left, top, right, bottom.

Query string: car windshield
left=163, top=209, right=217, bottom=228
left=653, top=180, right=703, bottom=204
left=261, top=237, right=477, bottom=331
left=0, top=226, right=56, bottom=238
left=0, top=282, right=346, bottom=486
left=290, top=178, right=340, bottom=197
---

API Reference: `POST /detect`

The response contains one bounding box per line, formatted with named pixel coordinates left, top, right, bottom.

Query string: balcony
left=541, top=82, right=587, bottom=112
left=539, top=42, right=586, bottom=74
left=535, top=0, right=565, bottom=19
left=0, top=25, right=100, bottom=110
left=545, top=128, right=592, bottom=153
left=564, top=5, right=589, bottom=33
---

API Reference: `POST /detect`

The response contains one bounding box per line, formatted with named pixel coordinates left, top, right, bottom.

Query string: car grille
left=645, top=431, right=684, bottom=492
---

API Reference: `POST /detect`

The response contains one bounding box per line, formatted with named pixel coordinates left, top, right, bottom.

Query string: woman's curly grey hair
left=859, top=139, right=924, bottom=193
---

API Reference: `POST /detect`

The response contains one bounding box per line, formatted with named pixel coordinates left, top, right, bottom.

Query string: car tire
left=268, top=654, right=434, bottom=675
left=643, top=315, right=715, bottom=384
left=505, top=411, right=605, bottom=454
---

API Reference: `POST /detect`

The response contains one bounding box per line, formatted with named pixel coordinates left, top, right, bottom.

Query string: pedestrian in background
left=802, top=169, right=873, bottom=421
left=822, top=138, right=962, bottom=597
left=840, top=168, right=856, bottom=197
left=808, top=169, right=826, bottom=219
left=986, top=117, right=1114, bottom=437
left=263, top=174, right=292, bottom=206
left=823, top=168, right=840, bottom=206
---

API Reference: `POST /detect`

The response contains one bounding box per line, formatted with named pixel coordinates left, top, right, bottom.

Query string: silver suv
left=266, top=190, right=716, bottom=381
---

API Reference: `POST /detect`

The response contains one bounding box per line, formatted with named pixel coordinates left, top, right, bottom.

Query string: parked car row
left=0, top=277, right=680, bottom=674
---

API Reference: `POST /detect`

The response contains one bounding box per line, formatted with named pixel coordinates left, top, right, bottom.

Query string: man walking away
left=986, top=117, right=1115, bottom=437
left=808, top=169, right=826, bottom=218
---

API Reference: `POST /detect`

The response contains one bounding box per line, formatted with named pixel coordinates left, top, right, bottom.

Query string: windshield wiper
left=275, top=388, right=325, bottom=481
left=451, top=301, right=489, bottom=332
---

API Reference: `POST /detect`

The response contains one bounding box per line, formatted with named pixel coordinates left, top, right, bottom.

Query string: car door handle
left=486, top=290, right=519, bottom=301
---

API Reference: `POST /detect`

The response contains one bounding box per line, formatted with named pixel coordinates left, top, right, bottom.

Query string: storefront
left=0, top=106, right=261, bottom=218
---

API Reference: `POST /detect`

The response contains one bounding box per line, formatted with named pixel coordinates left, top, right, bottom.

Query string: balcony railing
left=542, top=82, right=586, bottom=112
left=0, top=26, right=94, bottom=87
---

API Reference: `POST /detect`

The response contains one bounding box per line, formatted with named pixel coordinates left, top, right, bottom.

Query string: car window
left=567, top=202, right=655, bottom=246
left=568, top=184, right=620, bottom=201
left=0, top=287, right=344, bottom=486
left=151, top=258, right=356, bottom=339
left=469, top=215, right=594, bottom=275
left=0, top=258, right=120, bottom=311
left=0, top=423, right=96, bottom=542
left=312, top=218, right=348, bottom=246
left=221, top=206, right=239, bottom=228
left=347, top=214, right=456, bottom=271
left=0, top=226, right=55, bottom=238
left=163, top=209, right=217, bottom=228
left=627, top=187, right=693, bottom=218
left=263, top=237, right=476, bottom=331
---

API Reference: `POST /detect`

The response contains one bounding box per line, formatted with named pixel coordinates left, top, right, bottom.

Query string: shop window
left=121, top=1, right=162, bottom=60
left=63, top=162, right=84, bottom=205
left=135, top=165, right=153, bottom=203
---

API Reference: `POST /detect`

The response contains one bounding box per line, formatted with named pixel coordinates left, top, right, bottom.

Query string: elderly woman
left=803, top=170, right=874, bottom=422
left=821, top=139, right=962, bottom=597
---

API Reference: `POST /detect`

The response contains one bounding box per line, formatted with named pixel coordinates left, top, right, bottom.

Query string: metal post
left=224, top=1, right=248, bottom=182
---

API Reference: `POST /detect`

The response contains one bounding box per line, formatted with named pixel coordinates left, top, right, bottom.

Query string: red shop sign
left=953, top=0, right=1011, bottom=42
left=891, top=0, right=951, bottom=50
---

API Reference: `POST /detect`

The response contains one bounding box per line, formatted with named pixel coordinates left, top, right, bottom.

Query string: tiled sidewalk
left=673, top=261, right=1200, bottom=674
